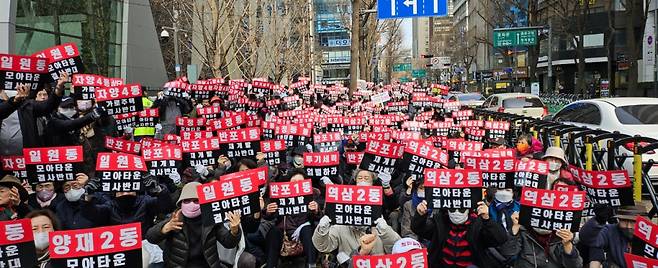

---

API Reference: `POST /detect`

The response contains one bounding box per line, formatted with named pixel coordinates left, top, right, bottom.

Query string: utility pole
left=349, top=0, right=360, bottom=98
left=172, top=8, right=181, bottom=78
left=308, top=0, right=316, bottom=85
left=547, top=19, right=553, bottom=93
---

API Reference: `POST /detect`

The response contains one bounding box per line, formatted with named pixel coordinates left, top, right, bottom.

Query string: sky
left=401, top=18, right=413, bottom=50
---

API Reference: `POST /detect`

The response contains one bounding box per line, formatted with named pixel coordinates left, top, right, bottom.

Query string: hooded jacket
left=500, top=226, right=583, bottom=268
left=312, top=223, right=401, bottom=265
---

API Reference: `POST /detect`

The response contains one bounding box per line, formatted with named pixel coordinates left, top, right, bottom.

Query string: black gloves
left=90, top=106, right=107, bottom=120
left=84, top=177, right=101, bottom=195
left=142, top=173, right=163, bottom=196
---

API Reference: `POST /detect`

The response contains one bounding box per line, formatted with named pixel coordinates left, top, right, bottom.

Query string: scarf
left=412, top=191, right=432, bottom=215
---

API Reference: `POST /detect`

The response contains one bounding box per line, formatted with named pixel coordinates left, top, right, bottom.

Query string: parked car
left=448, top=93, right=486, bottom=107
left=552, top=97, right=658, bottom=180
left=483, top=93, right=548, bottom=119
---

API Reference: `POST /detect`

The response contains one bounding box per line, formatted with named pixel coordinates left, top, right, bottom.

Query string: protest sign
left=424, top=169, right=483, bottom=209
left=72, top=74, right=123, bottom=100
left=49, top=223, right=142, bottom=268
left=260, top=140, right=287, bottom=166
left=114, top=112, right=137, bottom=132
left=353, top=249, right=428, bottom=268
left=401, top=140, right=449, bottom=181
left=325, top=184, right=383, bottom=226
left=631, top=216, right=658, bottom=259
left=162, top=80, right=188, bottom=99
left=573, top=168, right=634, bottom=207
left=188, top=83, right=216, bottom=100
left=0, top=54, right=48, bottom=91
left=269, top=179, right=313, bottom=216
left=135, top=108, right=159, bottom=128
left=181, top=137, right=221, bottom=167
left=95, top=84, right=143, bottom=116
left=32, top=43, right=84, bottom=82
left=197, top=106, right=222, bottom=120
left=176, top=117, right=206, bottom=132
left=197, top=170, right=261, bottom=226
left=625, top=253, right=658, bottom=268
left=345, top=152, right=364, bottom=166
left=443, top=139, right=483, bottom=163
left=275, top=124, right=313, bottom=148
left=0, top=219, right=36, bottom=268
left=142, top=146, right=182, bottom=177
left=519, top=187, right=585, bottom=232
left=1, top=156, right=27, bottom=180
left=218, top=127, right=261, bottom=159
left=304, top=152, right=340, bottom=183
left=96, top=153, right=147, bottom=192
left=514, top=159, right=550, bottom=189
left=463, top=156, right=516, bottom=189
left=180, top=131, right=214, bottom=141
left=104, top=136, right=142, bottom=155
left=359, top=140, right=404, bottom=175
left=24, top=146, right=84, bottom=183
left=313, top=132, right=342, bottom=152
left=206, top=113, right=247, bottom=131
left=484, top=121, right=511, bottom=140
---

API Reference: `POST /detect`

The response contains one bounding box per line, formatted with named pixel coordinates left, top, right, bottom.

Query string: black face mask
left=115, top=195, right=137, bottom=210
left=619, top=225, right=634, bottom=240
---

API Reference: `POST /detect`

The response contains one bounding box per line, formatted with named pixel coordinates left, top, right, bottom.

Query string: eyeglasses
left=182, top=199, right=199, bottom=204
left=63, top=183, right=82, bottom=192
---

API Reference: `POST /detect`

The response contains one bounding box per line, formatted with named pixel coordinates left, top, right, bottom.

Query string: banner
left=181, top=137, right=221, bottom=167
left=402, top=140, right=449, bottom=181
left=574, top=168, right=634, bottom=207
left=206, top=113, right=247, bottom=131
left=104, top=136, right=142, bottom=155
left=0, top=219, right=36, bottom=268
left=142, top=146, right=182, bottom=177
left=96, top=153, right=147, bottom=192
left=72, top=74, right=123, bottom=100
left=188, top=83, right=216, bottom=100
left=135, top=108, right=159, bottom=128
left=197, top=170, right=261, bottom=227
left=345, top=152, right=364, bottom=166
left=176, top=117, right=206, bottom=132
left=313, top=132, right=342, bottom=152
left=632, top=216, right=658, bottom=259
left=304, top=152, right=340, bottom=183
left=197, top=106, right=222, bottom=120
left=114, top=112, right=137, bottom=132
left=484, top=121, right=510, bottom=140
left=325, top=185, right=383, bottom=226
left=463, top=156, right=516, bottom=189
left=1, top=156, right=27, bottom=180
left=162, top=80, right=189, bottom=99
left=180, top=131, right=214, bottom=141
left=24, top=146, right=84, bottom=183
left=514, top=159, right=549, bottom=189
left=353, top=249, right=428, bottom=268
left=424, top=169, right=483, bottom=209
left=358, top=132, right=392, bottom=143
left=625, top=253, right=658, bottom=268
left=269, top=179, right=313, bottom=216
left=49, top=223, right=142, bottom=268
left=519, top=187, right=585, bottom=232
left=275, top=124, right=313, bottom=148
left=260, top=140, right=286, bottom=166
left=32, top=43, right=84, bottom=83
left=343, top=117, right=366, bottom=135
left=443, top=139, right=483, bottom=163
left=359, top=140, right=404, bottom=175
left=218, top=127, right=261, bottom=159
left=0, top=54, right=48, bottom=91
left=95, top=84, right=144, bottom=116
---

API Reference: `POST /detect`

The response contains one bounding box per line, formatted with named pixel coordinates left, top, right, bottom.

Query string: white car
left=448, top=93, right=486, bottom=107
left=552, top=97, right=658, bottom=178
left=483, top=93, right=548, bottom=119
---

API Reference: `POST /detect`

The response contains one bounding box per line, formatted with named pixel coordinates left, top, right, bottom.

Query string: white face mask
left=34, top=232, right=49, bottom=250
left=495, top=190, right=514, bottom=203
left=293, top=156, right=303, bottom=167
left=416, top=190, right=425, bottom=198
left=76, top=100, right=93, bottom=111
left=196, top=104, right=203, bottom=109
left=65, top=188, right=85, bottom=202
left=448, top=210, right=469, bottom=225
left=548, top=161, right=562, bottom=172
left=59, top=108, right=77, bottom=118
left=356, top=181, right=371, bottom=186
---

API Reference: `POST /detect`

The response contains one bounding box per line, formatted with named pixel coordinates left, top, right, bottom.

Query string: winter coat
left=501, top=226, right=583, bottom=268
left=27, top=193, right=65, bottom=213
left=145, top=215, right=242, bottom=268
left=590, top=224, right=630, bottom=268
left=18, top=94, right=62, bottom=148
left=152, top=97, right=192, bottom=135
left=45, top=112, right=96, bottom=146
left=400, top=200, right=417, bottom=239
left=410, top=210, right=508, bottom=268
left=312, top=223, right=401, bottom=265
left=0, top=98, right=20, bottom=121
left=55, top=199, right=97, bottom=230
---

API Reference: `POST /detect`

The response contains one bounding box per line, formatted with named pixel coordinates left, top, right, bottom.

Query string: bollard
left=585, top=135, right=593, bottom=171
left=633, top=141, right=643, bottom=202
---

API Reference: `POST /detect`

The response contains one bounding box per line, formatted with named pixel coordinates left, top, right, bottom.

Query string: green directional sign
left=493, top=28, right=538, bottom=47
left=399, top=77, right=410, bottom=83
left=393, top=63, right=412, bottom=72
left=412, top=69, right=427, bottom=78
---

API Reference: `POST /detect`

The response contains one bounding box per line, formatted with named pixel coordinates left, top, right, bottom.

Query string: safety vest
left=134, top=97, right=155, bottom=136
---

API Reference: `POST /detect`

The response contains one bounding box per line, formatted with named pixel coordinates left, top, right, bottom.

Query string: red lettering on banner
left=199, top=169, right=262, bottom=204
left=520, top=187, right=586, bottom=210
left=104, top=136, right=142, bottom=155
left=142, top=146, right=183, bottom=161
left=180, top=137, right=221, bottom=152
left=325, top=184, right=383, bottom=205
left=49, top=223, right=141, bottom=258
left=217, top=127, right=261, bottom=143
left=365, top=140, right=404, bottom=159
left=303, top=152, right=340, bottom=167
left=95, top=153, right=146, bottom=171
left=0, top=54, right=48, bottom=73
left=269, top=179, right=313, bottom=199
left=0, top=219, right=33, bottom=245
left=24, top=146, right=83, bottom=164
left=424, top=169, right=482, bottom=188
left=633, top=216, right=658, bottom=248
left=94, top=84, right=142, bottom=102
left=515, top=159, right=550, bottom=175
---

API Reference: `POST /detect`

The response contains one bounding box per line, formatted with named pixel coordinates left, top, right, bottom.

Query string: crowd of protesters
left=0, top=69, right=653, bottom=268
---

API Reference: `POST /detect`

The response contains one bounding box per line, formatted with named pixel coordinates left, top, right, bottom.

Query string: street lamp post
left=160, top=7, right=187, bottom=78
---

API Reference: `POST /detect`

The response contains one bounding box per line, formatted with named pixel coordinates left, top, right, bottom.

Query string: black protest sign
left=162, top=80, right=189, bottom=99
left=313, top=132, right=342, bottom=152
left=386, top=101, right=409, bottom=113
left=197, top=170, right=261, bottom=227
left=484, top=121, right=511, bottom=140
left=401, top=140, right=449, bottom=181
left=251, top=81, right=273, bottom=96
left=269, top=179, right=313, bottom=216
left=217, top=127, right=261, bottom=160
left=104, top=136, right=142, bottom=155
left=514, top=159, right=550, bottom=189
left=359, top=140, right=404, bottom=175
left=206, top=113, right=247, bottom=132
left=303, top=152, right=340, bottom=183
left=72, top=74, right=123, bottom=101
left=632, top=216, right=658, bottom=259
left=275, top=124, right=313, bottom=148
left=188, top=83, right=217, bottom=100
left=519, top=187, right=585, bottom=232
left=0, top=54, right=48, bottom=91
left=32, top=43, right=84, bottom=83
left=0, top=219, right=36, bottom=268
left=95, top=84, right=144, bottom=116
left=176, top=116, right=206, bottom=132
left=424, top=169, right=483, bottom=209
left=325, top=184, right=383, bottom=226
left=426, top=121, right=452, bottom=137
left=463, top=156, right=516, bottom=189
left=261, top=121, right=276, bottom=140
left=260, top=140, right=287, bottom=167
left=451, top=109, right=474, bottom=125
left=573, top=168, right=634, bottom=207
left=465, top=128, right=486, bottom=142
left=135, top=108, right=159, bottom=128
left=1, top=156, right=28, bottom=180
left=181, top=137, right=221, bottom=167
left=343, top=117, right=366, bottom=135
left=23, top=146, right=84, bottom=183
left=142, top=146, right=182, bottom=177
left=95, top=153, right=146, bottom=192
left=113, top=112, right=137, bottom=132
left=282, top=95, right=302, bottom=110
left=49, top=223, right=142, bottom=268
left=443, top=138, right=483, bottom=164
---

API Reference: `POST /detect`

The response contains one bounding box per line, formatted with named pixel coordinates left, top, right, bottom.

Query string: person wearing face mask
left=399, top=178, right=428, bottom=239
left=312, top=170, right=401, bottom=266
left=412, top=200, right=508, bottom=268
left=488, top=188, right=520, bottom=233
left=589, top=206, right=647, bottom=268
left=151, top=90, right=192, bottom=135
left=541, top=147, right=574, bottom=189
left=26, top=209, right=60, bottom=268
left=146, top=182, right=243, bottom=268
left=0, top=175, right=30, bottom=220
left=515, top=134, right=543, bottom=160
left=45, top=96, right=106, bottom=146
left=27, top=182, right=64, bottom=212
left=54, top=173, right=100, bottom=230
left=291, top=146, right=306, bottom=169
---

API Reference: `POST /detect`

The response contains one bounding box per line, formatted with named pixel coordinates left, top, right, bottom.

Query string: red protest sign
left=345, top=152, right=364, bottom=165
left=217, top=127, right=261, bottom=143
left=104, top=136, right=142, bottom=155
left=95, top=152, right=146, bottom=171
left=141, top=146, right=183, bottom=161
left=520, top=187, right=586, bottom=211
left=49, top=223, right=141, bottom=259
left=180, top=130, right=215, bottom=140
left=269, top=179, right=314, bottom=199
left=424, top=169, right=483, bottom=188
left=24, top=146, right=83, bottom=164
left=95, top=84, right=142, bottom=102
left=303, top=152, right=340, bottom=167
left=325, top=185, right=383, bottom=206
left=206, top=113, right=247, bottom=131
left=353, top=249, right=428, bottom=268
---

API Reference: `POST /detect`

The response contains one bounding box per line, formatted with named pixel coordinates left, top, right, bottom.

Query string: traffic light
left=421, top=54, right=434, bottom=58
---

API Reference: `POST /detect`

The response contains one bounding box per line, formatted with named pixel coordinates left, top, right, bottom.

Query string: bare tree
left=621, top=0, right=652, bottom=96
left=381, top=20, right=406, bottom=84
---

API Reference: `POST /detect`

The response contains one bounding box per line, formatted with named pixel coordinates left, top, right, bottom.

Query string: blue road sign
left=378, top=0, right=448, bottom=19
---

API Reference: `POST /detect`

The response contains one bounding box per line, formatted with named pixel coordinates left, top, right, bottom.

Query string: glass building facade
left=314, top=0, right=351, bottom=84
left=14, top=0, right=124, bottom=78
